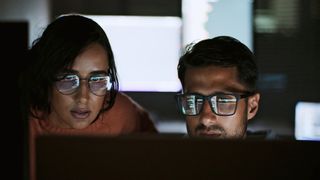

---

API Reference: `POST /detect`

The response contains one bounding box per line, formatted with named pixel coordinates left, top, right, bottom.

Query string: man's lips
left=198, top=130, right=222, bottom=137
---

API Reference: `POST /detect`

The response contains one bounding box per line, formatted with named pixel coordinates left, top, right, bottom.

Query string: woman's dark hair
left=20, top=14, right=119, bottom=119
left=177, top=36, right=257, bottom=92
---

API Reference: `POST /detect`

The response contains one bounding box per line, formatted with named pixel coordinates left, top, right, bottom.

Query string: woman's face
left=48, top=43, right=109, bottom=129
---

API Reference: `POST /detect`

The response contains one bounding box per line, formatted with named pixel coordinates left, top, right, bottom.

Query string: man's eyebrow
left=185, top=87, right=248, bottom=95
left=223, top=85, right=249, bottom=93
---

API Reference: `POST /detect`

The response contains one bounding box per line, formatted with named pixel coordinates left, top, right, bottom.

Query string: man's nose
left=199, top=100, right=217, bottom=126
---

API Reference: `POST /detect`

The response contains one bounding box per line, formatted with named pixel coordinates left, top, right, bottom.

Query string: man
left=175, top=36, right=260, bottom=139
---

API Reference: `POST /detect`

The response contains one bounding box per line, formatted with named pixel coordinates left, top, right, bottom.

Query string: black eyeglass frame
left=175, top=92, right=254, bottom=116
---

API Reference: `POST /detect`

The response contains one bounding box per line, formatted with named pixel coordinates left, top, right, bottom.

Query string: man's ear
left=247, top=92, right=260, bottom=121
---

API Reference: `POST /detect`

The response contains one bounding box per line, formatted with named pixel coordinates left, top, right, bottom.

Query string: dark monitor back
left=0, top=21, right=28, bottom=180
left=36, top=135, right=320, bottom=180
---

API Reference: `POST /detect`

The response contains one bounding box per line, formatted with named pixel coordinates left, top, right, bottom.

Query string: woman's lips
left=70, top=109, right=90, bottom=119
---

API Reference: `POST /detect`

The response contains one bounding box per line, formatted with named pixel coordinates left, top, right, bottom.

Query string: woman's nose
left=75, top=80, right=89, bottom=103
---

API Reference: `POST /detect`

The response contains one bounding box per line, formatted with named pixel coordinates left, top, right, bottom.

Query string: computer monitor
left=36, top=135, right=320, bottom=179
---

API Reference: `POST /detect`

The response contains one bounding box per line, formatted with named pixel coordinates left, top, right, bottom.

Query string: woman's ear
left=102, top=91, right=111, bottom=110
left=247, top=92, right=260, bottom=121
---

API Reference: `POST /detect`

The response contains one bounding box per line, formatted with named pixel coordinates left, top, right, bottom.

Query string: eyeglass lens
left=179, top=94, right=238, bottom=116
left=55, top=74, right=111, bottom=96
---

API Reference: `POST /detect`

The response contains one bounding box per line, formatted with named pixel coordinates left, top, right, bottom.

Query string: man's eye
left=218, top=98, right=236, bottom=103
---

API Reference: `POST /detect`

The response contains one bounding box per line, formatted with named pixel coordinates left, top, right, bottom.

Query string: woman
left=21, top=14, right=157, bottom=180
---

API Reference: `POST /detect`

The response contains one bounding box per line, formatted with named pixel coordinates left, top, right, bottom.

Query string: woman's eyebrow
left=90, top=70, right=108, bottom=75
left=60, top=69, right=78, bottom=74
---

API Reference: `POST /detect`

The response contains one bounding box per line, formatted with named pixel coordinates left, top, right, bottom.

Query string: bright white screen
left=182, top=0, right=253, bottom=50
left=87, top=15, right=182, bottom=92
left=295, top=102, right=320, bottom=141
left=207, top=0, right=253, bottom=51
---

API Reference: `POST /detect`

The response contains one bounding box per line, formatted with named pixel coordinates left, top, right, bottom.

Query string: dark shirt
left=246, top=129, right=278, bottom=140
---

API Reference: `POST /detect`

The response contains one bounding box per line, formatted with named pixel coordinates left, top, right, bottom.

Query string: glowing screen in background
left=87, top=0, right=252, bottom=92
left=88, top=15, right=182, bottom=92
left=295, top=102, right=320, bottom=141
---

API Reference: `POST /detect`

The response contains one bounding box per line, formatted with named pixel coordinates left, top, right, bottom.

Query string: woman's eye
left=61, top=75, right=77, bottom=81
left=90, top=75, right=106, bottom=82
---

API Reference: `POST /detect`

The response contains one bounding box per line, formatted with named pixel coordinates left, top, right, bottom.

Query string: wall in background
left=0, top=0, right=49, bottom=46
left=253, top=0, right=320, bottom=136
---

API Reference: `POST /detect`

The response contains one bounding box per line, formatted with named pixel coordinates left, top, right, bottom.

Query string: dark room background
left=1, top=0, right=320, bottom=138
left=1, top=0, right=320, bottom=179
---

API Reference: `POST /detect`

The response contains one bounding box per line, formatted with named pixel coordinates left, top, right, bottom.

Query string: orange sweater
left=29, top=92, right=157, bottom=180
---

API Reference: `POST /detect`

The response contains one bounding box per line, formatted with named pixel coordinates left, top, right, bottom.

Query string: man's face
left=183, top=65, right=259, bottom=139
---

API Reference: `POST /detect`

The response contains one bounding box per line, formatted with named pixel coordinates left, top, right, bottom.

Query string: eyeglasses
left=54, top=73, right=112, bottom=96
left=175, top=92, right=253, bottom=116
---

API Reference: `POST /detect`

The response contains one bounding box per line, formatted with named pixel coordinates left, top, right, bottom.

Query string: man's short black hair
left=178, top=36, right=257, bottom=91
